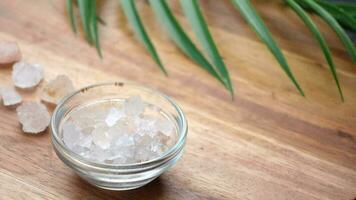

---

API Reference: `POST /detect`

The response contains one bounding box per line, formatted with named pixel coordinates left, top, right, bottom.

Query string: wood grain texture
left=0, top=0, right=355, bottom=199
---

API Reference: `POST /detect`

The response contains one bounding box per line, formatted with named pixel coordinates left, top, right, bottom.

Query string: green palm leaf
left=120, top=0, right=167, bottom=75
left=232, top=0, right=304, bottom=96
left=180, top=0, right=234, bottom=97
left=323, top=2, right=356, bottom=16
left=148, top=0, right=231, bottom=94
left=89, top=1, right=102, bottom=58
left=315, top=0, right=356, bottom=32
left=286, top=0, right=343, bottom=101
left=77, top=0, right=93, bottom=44
left=299, top=0, right=356, bottom=63
left=65, top=0, right=353, bottom=100
left=66, top=0, right=77, bottom=33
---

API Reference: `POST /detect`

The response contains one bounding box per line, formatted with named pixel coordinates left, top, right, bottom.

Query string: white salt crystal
left=72, top=146, right=90, bottom=158
left=93, top=108, right=110, bottom=123
left=70, top=110, right=96, bottom=134
left=62, top=122, right=91, bottom=148
left=92, top=125, right=111, bottom=149
left=90, top=146, right=111, bottom=162
left=12, top=61, right=44, bottom=89
left=115, top=134, right=135, bottom=147
left=41, top=75, right=75, bottom=104
left=62, top=96, right=177, bottom=164
left=62, top=122, right=83, bottom=149
left=134, top=134, right=160, bottom=161
left=150, top=143, right=164, bottom=154
left=16, top=102, right=50, bottom=134
left=136, top=115, right=157, bottom=136
left=124, top=96, right=145, bottom=116
left=0, top=41, right=21, bottom=64
left=0, top=87, right=22, bottom=106
left=80, top=135, right=93, bottom=149
left=154, top=131, right=171, bottom=146
left=63, top=121, right=93, bottom=155
left=105, top=108, right=123, bottom=127
left=109, top=134, right=135, bottom=161
left=156, top=118, right=174, bottom=136
left=108, top=118, right=136, bottom=140
left=112, top=157, right=127, bottom=164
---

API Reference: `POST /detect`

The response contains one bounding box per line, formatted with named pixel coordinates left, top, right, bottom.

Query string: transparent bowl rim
left=50, top=82, right=188, bottom=169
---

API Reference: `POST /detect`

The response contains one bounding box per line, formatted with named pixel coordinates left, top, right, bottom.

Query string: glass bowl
left=50, top=82, right=188, bottom=190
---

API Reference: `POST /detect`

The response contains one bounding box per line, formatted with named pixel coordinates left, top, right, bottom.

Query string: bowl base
left=80, top=174, right=158, bottom=191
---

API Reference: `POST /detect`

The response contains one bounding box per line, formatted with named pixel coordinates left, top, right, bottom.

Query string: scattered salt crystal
left=61, top=96, right=177, bottom=164
left=124, top=96, right=145, bottom=116
left=0, top=41, right=21, bottom=64
left=12, top=61, right=44, bottom=89
left=0, top=87, right=22, bottom=106
left=41, top=75, right=75, bottom=104
left=16, top=102, right=50, bottom=134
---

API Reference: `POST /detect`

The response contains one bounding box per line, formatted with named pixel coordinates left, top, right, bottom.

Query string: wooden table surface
left=0, top=0, right=356, bottom=199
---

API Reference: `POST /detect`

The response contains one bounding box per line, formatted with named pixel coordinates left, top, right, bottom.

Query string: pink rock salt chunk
left=0, top=41, right=21, bottom=64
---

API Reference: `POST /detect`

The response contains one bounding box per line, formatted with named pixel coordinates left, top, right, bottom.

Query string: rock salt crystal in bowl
left=50, top=82, right=187, bottom=190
